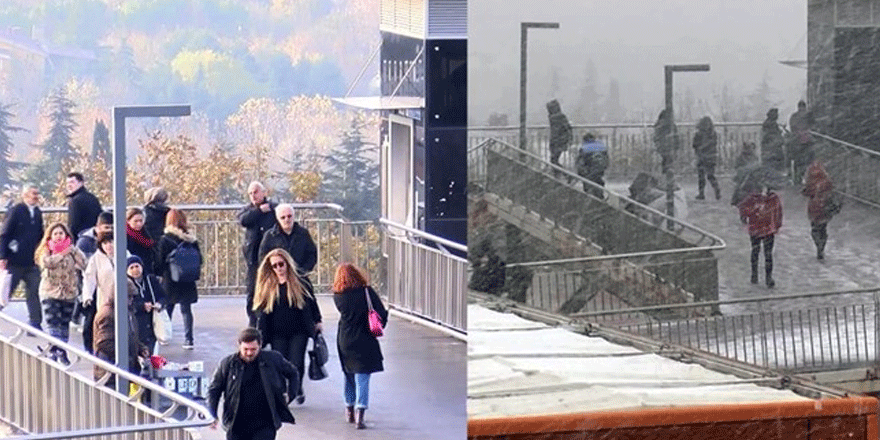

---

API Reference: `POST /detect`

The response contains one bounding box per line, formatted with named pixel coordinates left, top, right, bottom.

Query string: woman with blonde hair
left=332, top=263, right=387, bottom=429
left=254, top=248, right=322, bottom=405
left=35, top=222, right=87, bottom=364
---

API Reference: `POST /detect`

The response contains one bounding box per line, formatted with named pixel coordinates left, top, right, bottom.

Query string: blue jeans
left=344, top=373, right=371, bottom=409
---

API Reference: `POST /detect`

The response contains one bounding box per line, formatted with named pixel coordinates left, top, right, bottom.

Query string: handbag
left=0, top=269, right=11, bottom=310
left=365, top=288, right=384, bottom=337
left=312, top=331, right=329, bottom=366
left=824, top=192, right=843, bottom=217
left=307, top=350, right=328, bottom=381
left=152, top=309, right=172, bottom=343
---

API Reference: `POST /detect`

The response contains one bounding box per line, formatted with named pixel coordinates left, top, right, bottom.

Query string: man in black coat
left=208, top=327, right=298, bottom=440
left=237, top=181, right=278, bottom=326
left=0, top=185, right=44, bottom=329
left=257, top=203, right=317, bottom=279
left=66, top=172, right=103, bottom=240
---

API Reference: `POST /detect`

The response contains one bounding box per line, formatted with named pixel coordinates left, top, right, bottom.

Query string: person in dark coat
left=126, top=207, right=156, bottom=275
left=802, top=161, right=835, bottom=260
left=693, top=116, right=721, bottom=200
left=0, top=185, right=44, bottom=329
left=257, top=204, right=317, bottom=279
left=546, top=99, right=573, bottom=170
left=738, top=184, right=783, bottom=288
left=653, top=108, right=679, bottom=176
left=208, top=327, right=298, bottom=439
left=143, top=186, right=170, bottom=245
left=760, top=108, right=786, bottom=172
left=238, top=181, right=278, bottom=326
left=332, top=263, right=388, bottom=429
left=127, top=255, right=166, bottom=354
left=65, top=172, right=103, bottom=240
left=788, top=100, right=815, bottom=184
left=576, top=132, right=608, bottom=198
left=154, top=208, right=200, bottom=350
left=92, top=277, right=145, bottom=384
left=253, top=248, right=322, bottom=407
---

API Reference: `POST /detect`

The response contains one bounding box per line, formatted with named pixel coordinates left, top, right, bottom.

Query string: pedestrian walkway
left=608, top=175, right=880, bottom=312
left=0, top=295, right=465, bottom=440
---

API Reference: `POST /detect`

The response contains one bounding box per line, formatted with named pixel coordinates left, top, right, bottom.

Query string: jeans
left=270, top=334, right=309, bottom=397
left=8, top=265, right=41, bottom=328
left=344, top=373, right=371, bottom=409
left=42, top=299, right=75, bottom=343
left=81, top=300, right=96, bottom=353
left=167, top=302, right=194, bottom=343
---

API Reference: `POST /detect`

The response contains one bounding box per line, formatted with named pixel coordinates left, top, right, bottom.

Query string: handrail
left=378, top=218, right=467, bottom=254
left=0, top=312, right=214, bottom=438
left=469, top=121, right=765, bottom=131
left=811, top=130, right=880, bottom=159
left=508, top=245, right=726, bottom=268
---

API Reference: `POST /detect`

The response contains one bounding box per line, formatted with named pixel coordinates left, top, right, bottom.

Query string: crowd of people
left=0, top=175, right=390, bottom=438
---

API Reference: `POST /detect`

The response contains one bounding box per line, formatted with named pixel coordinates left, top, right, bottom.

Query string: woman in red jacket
left=738, top=184, right=783, bottom=288
left=802, top=161, right=835, bottom=260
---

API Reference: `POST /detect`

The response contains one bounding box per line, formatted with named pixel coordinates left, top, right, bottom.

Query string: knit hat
left=127, top=255, right=143, bottom=268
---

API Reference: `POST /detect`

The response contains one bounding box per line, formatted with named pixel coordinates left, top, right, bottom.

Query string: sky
left=469, top=0, right=809, bottom=124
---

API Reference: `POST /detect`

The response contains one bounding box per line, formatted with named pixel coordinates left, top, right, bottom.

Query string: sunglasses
left=271, top=262, right=286, bottom=269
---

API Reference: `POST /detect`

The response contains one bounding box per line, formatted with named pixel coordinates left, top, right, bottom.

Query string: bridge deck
left=1, top=295, right=465, bottom=440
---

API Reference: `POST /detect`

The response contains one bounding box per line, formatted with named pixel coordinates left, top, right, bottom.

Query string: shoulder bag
left=365, top=288, right=384, bottom=337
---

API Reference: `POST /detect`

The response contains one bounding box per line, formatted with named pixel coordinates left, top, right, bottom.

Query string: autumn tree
left=321, top=116, right=379, bottom=220
left=0, top=103, right=26, bottom=190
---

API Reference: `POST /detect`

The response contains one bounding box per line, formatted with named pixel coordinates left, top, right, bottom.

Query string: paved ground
left=608, top=175, right=880, bottom=313
left=1, top=295, right=466, bottom=440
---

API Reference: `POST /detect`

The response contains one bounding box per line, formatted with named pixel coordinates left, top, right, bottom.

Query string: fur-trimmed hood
left=163, top=225, right=198, bottom=243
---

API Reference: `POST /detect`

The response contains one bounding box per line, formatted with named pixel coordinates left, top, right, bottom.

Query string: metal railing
left=468, top=122, right=763, bottom=178
left=811, top=131, right=880, bottom=208
left=379, top=219, right=468, bottom=334
left=576, top=288, right=880, bottom=374
left=0, top=313, right=213, bottom=439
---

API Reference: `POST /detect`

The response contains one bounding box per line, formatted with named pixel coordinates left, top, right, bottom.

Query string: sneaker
left=695, top=194, right=705, bottom=200
left=182, top=341, right=194, bottom=350
left=766, top=278, right=775, bottom=288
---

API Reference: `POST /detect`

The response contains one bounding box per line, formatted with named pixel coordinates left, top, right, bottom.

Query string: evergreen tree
left=322, top=116, right=379, bottom=220
left=30, top=87, right=78, bottom=193
left=0, top=103, right=26, bottom=189
left=92, top=119, right=111, bottom=165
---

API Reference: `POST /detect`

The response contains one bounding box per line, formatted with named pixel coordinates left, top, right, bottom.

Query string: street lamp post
left=662, top=64, right=709, bottom=230
left=520, top=22, right=560, bottom=154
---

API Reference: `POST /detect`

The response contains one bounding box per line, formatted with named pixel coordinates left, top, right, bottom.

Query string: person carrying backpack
left=154, top=208, right=201, bottom=350
left=576, top=132, right=608, bottom=198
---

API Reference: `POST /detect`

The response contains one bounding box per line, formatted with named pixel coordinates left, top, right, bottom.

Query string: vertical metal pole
left=519, top=24, right=528, bottom=153
left=874, top=292, right=879, bottom=373
left=664, top=66, right=675, bottom=230
left=111, top=108, right=129, bottom=395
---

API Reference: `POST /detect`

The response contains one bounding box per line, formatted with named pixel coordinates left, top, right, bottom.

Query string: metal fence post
left=874, top=292, right=880, bottom=373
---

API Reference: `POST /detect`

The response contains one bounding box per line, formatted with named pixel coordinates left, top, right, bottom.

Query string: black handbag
left=312, top=332, right=328, bottom=366
left=307, top=350, right=328, bottom=380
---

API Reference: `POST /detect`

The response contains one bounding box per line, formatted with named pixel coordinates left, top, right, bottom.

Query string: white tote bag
left=0, top=269, right=12, bottom=310
left=152, top=309, right=173, bottom=343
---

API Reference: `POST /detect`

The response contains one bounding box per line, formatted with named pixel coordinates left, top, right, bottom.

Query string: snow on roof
left=468, top=304, right=812, bottom=419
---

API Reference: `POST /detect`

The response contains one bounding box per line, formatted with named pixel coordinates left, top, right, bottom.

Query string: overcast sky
left=469, top=0, right=808, bottom=124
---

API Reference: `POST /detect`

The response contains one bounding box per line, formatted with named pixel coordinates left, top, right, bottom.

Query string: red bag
left=365, top=288, right=383, bottom=337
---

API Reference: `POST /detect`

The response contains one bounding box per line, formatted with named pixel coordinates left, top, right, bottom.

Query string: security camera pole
left=663, top=64, right=709, bottom=230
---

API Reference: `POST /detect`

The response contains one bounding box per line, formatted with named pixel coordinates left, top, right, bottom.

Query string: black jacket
left=66, top=186, right=102, bottom=239
left=129, top=274, right=166, bottom=348
left=257, top=280, right=322, bottom=342
left=237, top=199, right=278, bottom=268
left=334, top=286, right=388, bottom=374
left=154, top=226, right=200, bottom=304
left=0, top=203, right=43, bottom=267
left=143, top=203, right=169, bottom=246
left=257, top=223, right=317, bottom=275
left=208, top=349, right=297, bottom=432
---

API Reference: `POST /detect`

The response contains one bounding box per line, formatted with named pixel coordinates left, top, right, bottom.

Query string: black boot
left=766, top=269, right=775, bottom=288
left=713, top=184, right=721, bottom=201
left=356, top=408, right=366, bottom=429
left=346, top=406, right=355, bottom=423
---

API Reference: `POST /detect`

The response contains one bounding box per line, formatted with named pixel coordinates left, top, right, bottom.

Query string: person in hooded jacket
left=653, top=108, right=679, bottom=176
left=802, top=161, right=835, bottom=260
left=546, top=99, right=573, bottom=169
left=143, top=186, right=170, bottom=245
left=761, top=108, right=786, bottom=172
left=738, top=183, right=783, bottom=288
left=127, top=255, right=166, bottom=354
left=576, top=132, right=608, bottom=198
left=93, top=277, right=146, bottom=385
left=332, top=263, right=388, bottom=429
left=154, top=208, right=200, bottom=350
left=692, top=116, right=721, bottom=201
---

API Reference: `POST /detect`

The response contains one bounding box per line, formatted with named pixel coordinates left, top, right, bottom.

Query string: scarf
left=126, top=224, right=155, bottom=248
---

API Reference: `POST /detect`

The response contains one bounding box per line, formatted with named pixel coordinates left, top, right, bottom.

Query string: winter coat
left=692, top=117, right=718, bottom=167
left=803, top=162, right=834, bottom=224
left=0, top=203, right=43, bottom=268
left=257, top=223, right=317, bottom=276
left=92, top=281, right=142, bottom=380
left=207, top=349, right=298, bottom=432
left=143, top=202, right=170, bottom=246
left=154, top=225, right=200, bottom=305
left=738, top=191, right=783, bottom=238
left=547, top=100, right=573, bottom=156
left=576, top=140, right=608, bottom=180
left=789, top=109, right=813, bottom=145
left=66, top=186, right=103, bottom=240
left=237, top=199, right=278, bottom=268
left=129, top=274, right=166, bottom=349
left=126, top=225, right=156, bottom=275
left=334, top=286, right=388, bottom=374
left=39, top=246, right=87, bottom=301
left=82, top=249, right=117, bottom=308
left=653, top=112, right=679, bottom=156
left=256, top=280, right=321, bottom=344
left=761, top=118, right=785, bottom=168
left=76, top=228, right=98, bottom=260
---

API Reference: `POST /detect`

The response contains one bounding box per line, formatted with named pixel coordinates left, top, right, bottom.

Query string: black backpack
left=166, top=240, right=202, bottom=283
